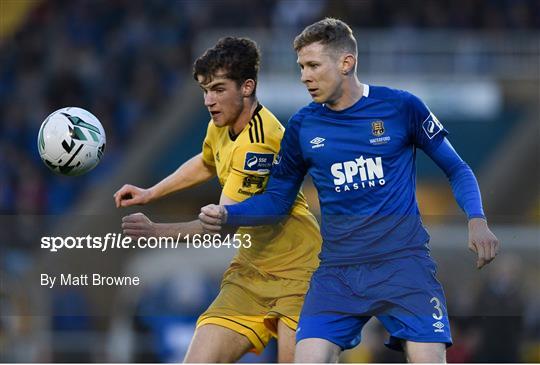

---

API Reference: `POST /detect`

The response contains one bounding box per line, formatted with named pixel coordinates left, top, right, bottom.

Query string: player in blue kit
left=199, top=18, right=500, bottom=362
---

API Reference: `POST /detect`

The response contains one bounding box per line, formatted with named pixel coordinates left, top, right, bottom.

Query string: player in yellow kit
left=113, top=37, right=321, bottom=363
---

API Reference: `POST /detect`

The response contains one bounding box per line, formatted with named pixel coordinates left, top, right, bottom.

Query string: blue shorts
left=296, top=254, right=452, bottom=351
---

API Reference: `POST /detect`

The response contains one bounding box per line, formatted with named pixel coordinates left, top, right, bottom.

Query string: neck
left=230, top=98, right=258, bottom=136
left=326, top=76, right=363, bottom=111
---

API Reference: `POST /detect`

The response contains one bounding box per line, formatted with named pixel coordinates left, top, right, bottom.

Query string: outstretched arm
left=122, top=213, right=204, bottom=238
left=426, top=138, right=500, bottom=269
left=200, top=173, right=303, bottom=230
left=122, top=192, right=240, bottom=239
left=114, top=153, right=216, bottom=207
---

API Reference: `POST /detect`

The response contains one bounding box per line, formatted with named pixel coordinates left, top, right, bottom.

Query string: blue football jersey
left=271, top=85, right=448, bottom=265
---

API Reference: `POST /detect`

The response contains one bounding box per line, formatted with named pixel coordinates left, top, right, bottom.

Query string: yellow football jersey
left=201, top=104, right=321, bottom=279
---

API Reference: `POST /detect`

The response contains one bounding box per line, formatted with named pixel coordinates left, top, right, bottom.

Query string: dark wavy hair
left=193, top=37, right=261, bottom=92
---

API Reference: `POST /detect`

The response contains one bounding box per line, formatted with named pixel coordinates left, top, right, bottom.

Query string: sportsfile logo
left=331, top=155, right=385, bottom=192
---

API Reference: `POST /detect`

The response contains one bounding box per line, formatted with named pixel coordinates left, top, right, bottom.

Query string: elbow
left=446, top=160, right=472, bottom=182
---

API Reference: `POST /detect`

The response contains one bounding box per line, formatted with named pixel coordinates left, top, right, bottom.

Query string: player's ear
left=341, top=54, right=356, bottom=75
left=242, top=79, right=256, bottom=97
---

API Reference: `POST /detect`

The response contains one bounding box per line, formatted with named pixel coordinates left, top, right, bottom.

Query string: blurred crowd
left=0, top=0, right=196, bottom=217
left=0, top=0, right=538, bottom=363
left=0, top=0, right=539, bottom=217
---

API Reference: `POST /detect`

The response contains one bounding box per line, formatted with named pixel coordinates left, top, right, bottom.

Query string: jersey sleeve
left=225, top=115, right=308, bottom=226
left=271, top=116, right=308, bottom=183
left=201, top=122, right=216, bottom=166
left=222, top=143, right=276, bottom=201
left=426, top=138, right=486, bottom=220
left=407, top=92, right=448, bottom=154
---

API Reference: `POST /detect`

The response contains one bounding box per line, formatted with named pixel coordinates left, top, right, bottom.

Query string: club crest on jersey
left=422, top=113, right=444, bottom=140
left=371, top=121, right=385, bottom=136
left=244, top=152, right=274, bottom=173
left=369, top=121, right=391, bottom=145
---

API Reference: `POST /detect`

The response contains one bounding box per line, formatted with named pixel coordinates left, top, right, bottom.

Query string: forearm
left=225, top=116, right=307, bottom=227
left=149, top=154, right=216, bottom=200
left=225, top=176, right=299, bottom=226
left=428, top=139, right=485, bottom=219
left=154, top=219, right=204, bottom=238
left=447, top=162, right=485, bottom=219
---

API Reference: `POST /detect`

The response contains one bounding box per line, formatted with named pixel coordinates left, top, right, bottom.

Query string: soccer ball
left=37, top=107, right=106, bottom=176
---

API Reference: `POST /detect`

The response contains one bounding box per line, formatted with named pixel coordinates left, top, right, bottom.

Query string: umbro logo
left=310, top=137, right=325, bottom=149
left=433, top=321, right=445, bottom=333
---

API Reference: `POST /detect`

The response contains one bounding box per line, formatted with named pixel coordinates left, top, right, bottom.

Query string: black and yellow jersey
left=201, top=104, right=321, bottom=279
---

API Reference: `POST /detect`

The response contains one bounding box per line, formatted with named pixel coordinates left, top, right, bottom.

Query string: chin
left=311, top=96, right=325, bottom=104
left=212, top=119, right=226, bottom=127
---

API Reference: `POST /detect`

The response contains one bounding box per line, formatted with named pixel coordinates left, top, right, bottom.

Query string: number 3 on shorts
left=430, top=297, right=443, bottom=320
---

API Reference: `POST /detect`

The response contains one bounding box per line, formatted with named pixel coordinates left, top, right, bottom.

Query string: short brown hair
left=293, top=18, right=357, bottom=56
left=193, top=37, right=261, bottom=89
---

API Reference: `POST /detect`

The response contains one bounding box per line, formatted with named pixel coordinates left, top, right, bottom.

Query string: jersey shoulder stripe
left=255, top=113, right=265, bottom=143
left=247, top=105, right=266, bottom=144
left=249, top=119, right=260, bottom=143
left=248, top=122, right=255, bottom=143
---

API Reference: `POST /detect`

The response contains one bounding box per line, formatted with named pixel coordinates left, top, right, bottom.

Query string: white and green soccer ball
left=37, top=107, right=106, bottom=176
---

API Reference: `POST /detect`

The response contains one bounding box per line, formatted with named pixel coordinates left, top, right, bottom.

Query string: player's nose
left=204, top=93, right=215, bottom=107
left=300, top=70, right=311, bottom=84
